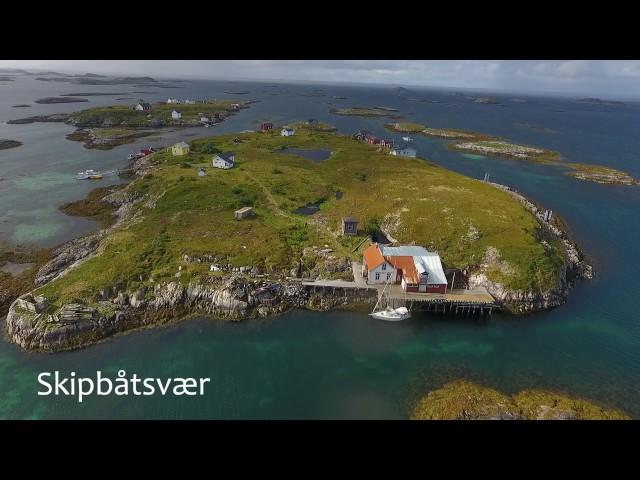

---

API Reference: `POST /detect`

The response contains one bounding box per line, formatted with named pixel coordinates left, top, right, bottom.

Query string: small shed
left=235, top=207, right=254, bottom=219
left=171, top=141, right=190, bottom=156
left=171, top=110, right=182, bottom=120
left=260, top=122, right=274, bottom=132
left=198, top=167, right=207, bottom=177
left=342, top=217, right=358, bottom=236
left=281, top=127, right=295, bottom=137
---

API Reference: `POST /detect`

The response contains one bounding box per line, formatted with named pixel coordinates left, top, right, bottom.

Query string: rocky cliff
left=467, top=182, right=593, bottom=313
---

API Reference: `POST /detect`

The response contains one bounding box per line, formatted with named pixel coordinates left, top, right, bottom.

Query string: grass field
left=37, top=129, right=565, bottom=307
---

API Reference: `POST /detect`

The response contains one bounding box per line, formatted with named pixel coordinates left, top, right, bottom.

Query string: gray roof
left=381, top=245, right=434, bottom=257
left=175, top=142, right=189, bottom=148
left=216, top=151, right=235, bottom=163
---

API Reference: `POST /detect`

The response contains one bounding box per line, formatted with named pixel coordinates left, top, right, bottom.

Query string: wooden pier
left=301, top=279, right=498, bottom=317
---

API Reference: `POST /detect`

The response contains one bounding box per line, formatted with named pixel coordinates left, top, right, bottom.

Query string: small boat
left=127, top=153, right=135, bottom=160
left=369, top=276, right=411, bottom=322
left=76, top=169, right=101, bottom=180
left=402, top=136, right=413, bottom=142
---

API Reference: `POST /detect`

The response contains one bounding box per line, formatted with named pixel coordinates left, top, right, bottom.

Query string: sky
left=2, top=60, right=639, bottom=99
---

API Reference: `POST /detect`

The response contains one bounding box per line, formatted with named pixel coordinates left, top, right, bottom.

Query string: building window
left=387, top=273, right=391, bottom=280
left=382, top=263, right=386, bottom=271
left=375, top=272, right=380, bottom=281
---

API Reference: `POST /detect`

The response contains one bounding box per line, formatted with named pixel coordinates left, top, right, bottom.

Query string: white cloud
left=1, top=60, right=639, bottom=97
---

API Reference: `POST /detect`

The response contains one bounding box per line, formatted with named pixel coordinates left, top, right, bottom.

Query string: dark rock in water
left=61, top=92, right=127, bottom=97
left=0, top=139, right=22, bottom=150
left=35, top=96, right=89, bottom=104
left=7, top=113, right=70, bottom=125
left=11, top=104, right=31, bottom=108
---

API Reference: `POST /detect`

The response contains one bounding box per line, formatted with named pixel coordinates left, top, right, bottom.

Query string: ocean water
left=1, top=74, right=640, bottom=419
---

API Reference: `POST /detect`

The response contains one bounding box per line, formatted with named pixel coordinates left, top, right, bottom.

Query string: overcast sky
left=2, top=60, right=639, bottom=98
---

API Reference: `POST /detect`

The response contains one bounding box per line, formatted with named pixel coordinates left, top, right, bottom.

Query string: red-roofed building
left=362, top=243, right=395, bottom=284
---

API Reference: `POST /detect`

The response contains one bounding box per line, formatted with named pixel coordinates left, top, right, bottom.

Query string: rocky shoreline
left=467, top=181, right=593, bottom=313
left=4, top=153, right=373, bottom=352
left=4, top=146, right=593, bottom=352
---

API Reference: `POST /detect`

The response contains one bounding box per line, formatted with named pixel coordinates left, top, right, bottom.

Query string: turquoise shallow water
left=1, top=75, right=640, bottom=418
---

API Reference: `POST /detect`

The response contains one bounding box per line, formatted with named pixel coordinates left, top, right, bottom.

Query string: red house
left=260, top=122, right=274, bottom=132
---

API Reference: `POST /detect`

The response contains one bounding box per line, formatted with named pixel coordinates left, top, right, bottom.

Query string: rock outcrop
left=467, top=182, right=593, bottom=313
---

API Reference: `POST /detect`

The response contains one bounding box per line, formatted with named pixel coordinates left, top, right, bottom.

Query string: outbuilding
left=234, top=207, right=253, bottom=219
left=171, top=141, right=190, bottom=156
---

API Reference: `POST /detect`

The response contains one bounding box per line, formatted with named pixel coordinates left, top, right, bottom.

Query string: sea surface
left=1, top=74, right=640, bottom=419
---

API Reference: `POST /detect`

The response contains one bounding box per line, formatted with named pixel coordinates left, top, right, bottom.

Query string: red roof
left=363, top=244, right=386, bottom=270
left=386, top=256, right=419, bottom=284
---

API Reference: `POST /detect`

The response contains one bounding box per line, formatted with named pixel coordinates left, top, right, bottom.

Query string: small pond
left=293, top=203, right=321, bottom=216
left=279, top=148, right=332, bottom=162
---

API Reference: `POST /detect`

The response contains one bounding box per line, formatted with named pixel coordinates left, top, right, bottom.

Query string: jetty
left=302, top=264, right=497, bottom=317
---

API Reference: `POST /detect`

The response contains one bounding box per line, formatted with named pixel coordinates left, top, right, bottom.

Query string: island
left=36, top=75, right=160, bottom=86
left=66, top=128, right=156, bottom=150
left=386, top=122, right=639, bottom=185
left=6, top=113, right=71, bottom=125
left=578, top=97, right=625, bottom=106
left=474, top=96, right=500, bottom=104
left=330, top=107, right=403, bottom=119
left=35, top=97, right=89, bottom=104
left=6, top=128, right=592, bottom=351
left=61, top=99, right=251, bottom=149
left=61, top=92, right=128, bottom=97
left=410, top=380, right=629, bottom=420
left=11, top=104, right=31, bottom=108
left=0, top=75, right=15, bottom=82
left=0, top=139, right=23, bottom=150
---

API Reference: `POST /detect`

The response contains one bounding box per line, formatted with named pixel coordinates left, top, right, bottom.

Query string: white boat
left=370, top=306, right=411, bottom=322
left=402, top=136, right=412, bottom=142
left=369, top=276, right=411, bottom=322
left=76, top=169, right=101, bottom=180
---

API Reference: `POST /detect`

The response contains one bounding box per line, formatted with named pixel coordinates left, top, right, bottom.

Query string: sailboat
left=369, top=275, right=411, bottom=321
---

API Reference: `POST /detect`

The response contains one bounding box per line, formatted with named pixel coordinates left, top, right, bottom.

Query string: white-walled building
left=212, top=152, right=235, bottom=169
left=171, top=110, right=182, bottom=120
left=281, top=127, right=295, bottom=137
left=390, top=146, right=417, bottom=158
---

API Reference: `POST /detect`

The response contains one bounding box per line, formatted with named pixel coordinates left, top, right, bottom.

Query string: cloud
left=1, top=60, right=639, bottom=97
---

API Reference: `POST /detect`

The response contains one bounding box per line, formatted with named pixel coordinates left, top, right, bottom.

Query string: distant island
left=386, top=122, right=639, bottom=185
left=35, top=97, right=89, bottom=104
left=35, top=74, right=160, bottom=86
left=62, top=99, right=252, bottom=149
left=0, top=139, right=22, bottom=150
left=578, top=97, right=625, bottom=106
left=410, top=380, right=630, bottom=420
left=0, top=76, right=15, bottom=82
left=61, top=92, right=128, bottom=97
left=11, top=104, right=31, bottom=108
left=331, top=106, right=403, bottom=119
left=224, top=91, right=249, bottom=95
left=474, top=96, right=500, bottom=104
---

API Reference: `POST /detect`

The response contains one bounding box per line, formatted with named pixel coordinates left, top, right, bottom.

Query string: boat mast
left=372, top=273, right=392, bottom=313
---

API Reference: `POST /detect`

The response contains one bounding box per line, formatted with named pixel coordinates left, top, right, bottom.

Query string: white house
left=134, top=101, right=151, bottom=111
left=167, top=98, right=180, bottom=104
left=281, top=127, right=295, bottom=137
left=200, top=116, right=210, bottom=123
left=390, top=145, right=417, bottom=158
left=362, top=243, right=396, bottom=284
left=212, top=151, right=235, bottom=169
left=171, top=110, right=182, bottom=120
left=185, top=99, right=195, bottom=105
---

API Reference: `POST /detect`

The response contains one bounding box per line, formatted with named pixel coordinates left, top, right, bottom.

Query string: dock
left=302, top=275, right=498, bottom=317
